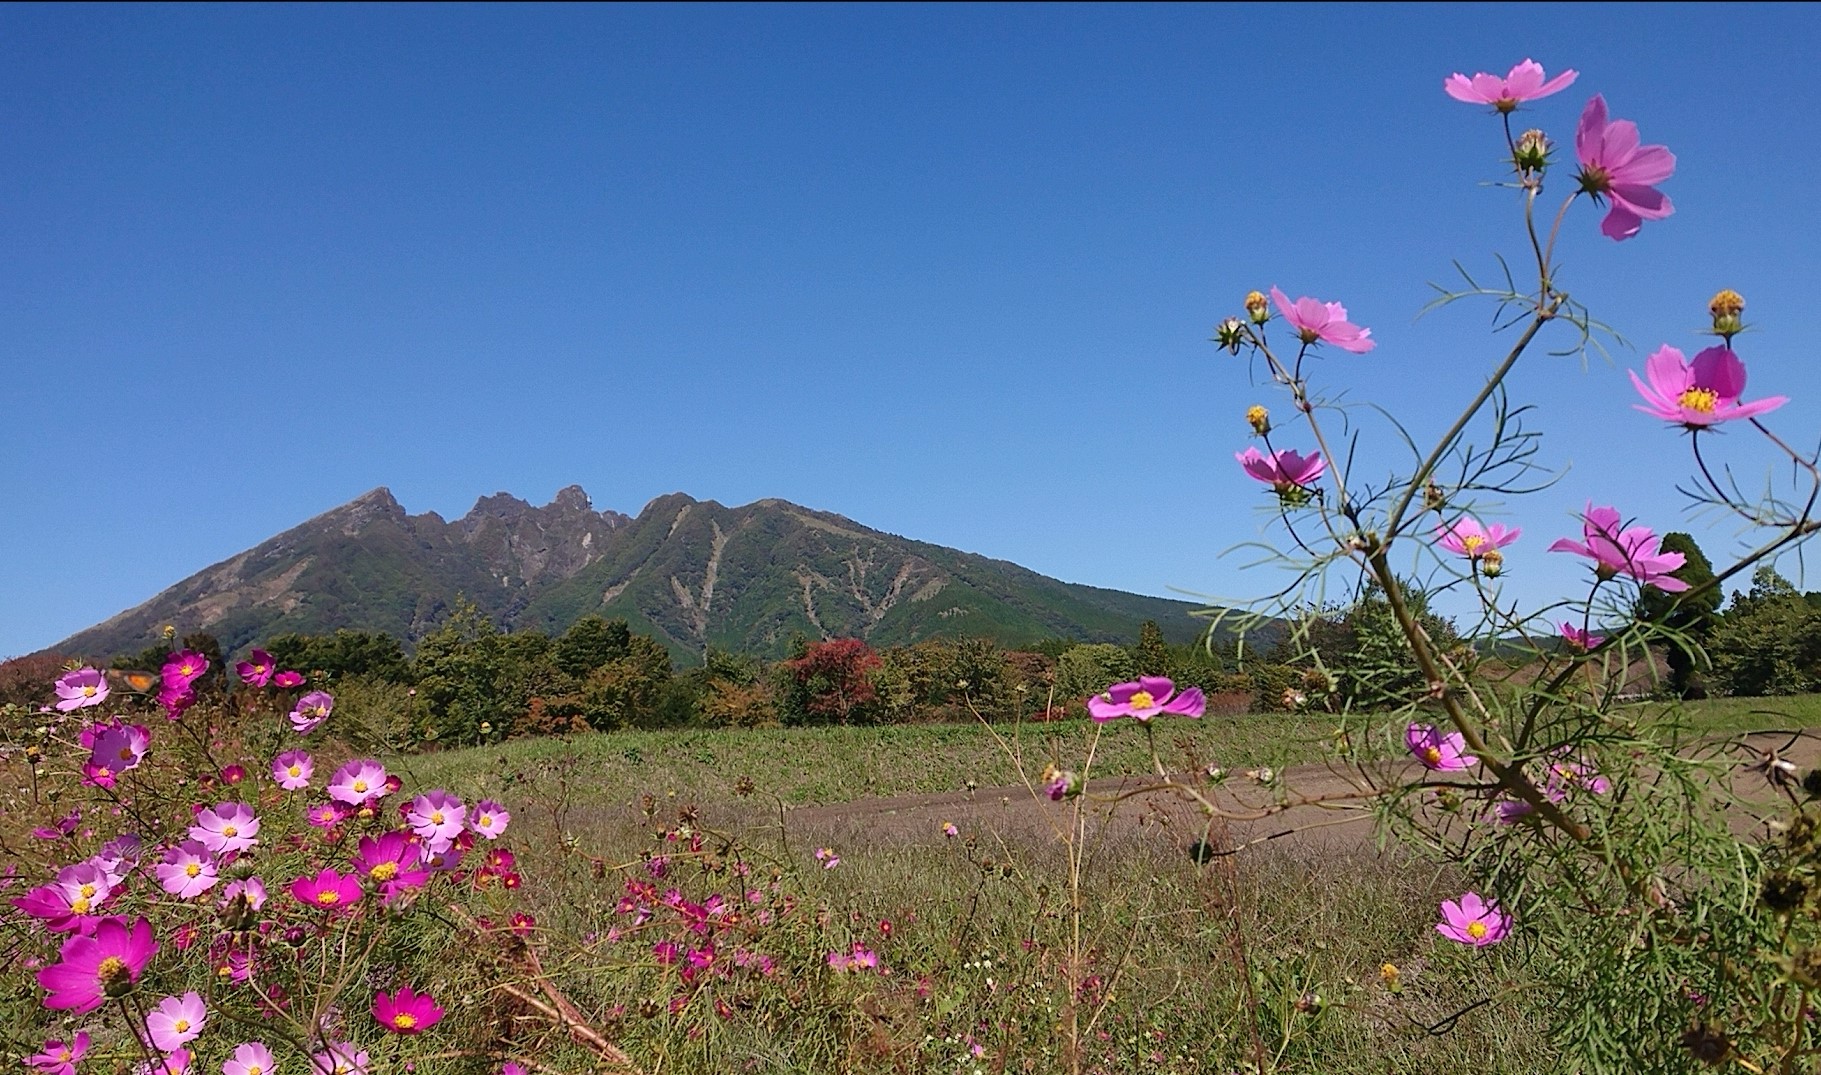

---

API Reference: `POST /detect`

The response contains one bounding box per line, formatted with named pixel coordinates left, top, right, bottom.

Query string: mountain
left=51, top=487, right=1216, bottom=662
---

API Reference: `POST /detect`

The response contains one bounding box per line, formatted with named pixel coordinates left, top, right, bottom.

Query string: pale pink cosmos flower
left=1087, top=676, right=1206, bottom=722
left=1575, top=94, right=1675, bottom=241
left=1237, top=447, right=1326, bottom=493
left=309, top=1043, right=370, bottom=1075
left=468, top=800, right=510, bottom=839
left=1268, top=287, right=1374, bottom=353
left=1629, top=344, right=1786, bottom=429
left=189, top=802, right=260, bottom=856
left=26, top=1031, right=90, bottom=1075
left=54, top=668, right=109, bottom=711
left=290, top=690, right=335, bottom=734
left=155, top=840, right=220, bottom=899
left=1443, top=59, right=1577, bottom=112
left=1405, top=723, right=1478, bottom=771
left=814, top=847, right=841, bottom=870
left=406, top=790, right=468, bottom=852
left=1435, top=517, right=1520, bottom=560
left=326, top=759, right=389, bottom=805
left=1548, top=503, right=1687, bottom=591
left=135, top=1048, right=191, bottom=1075
left=1436, top=892, right=1511, bottom=946
left=223, top=1042, right=275, bottom=1075
left=220, top=877, right=267, bottom=911
left=1560, top=622, right=1605, bottom=651
left=273, top=750, right=313, bottom=791
left=146, top=991, right=208, bottom=1052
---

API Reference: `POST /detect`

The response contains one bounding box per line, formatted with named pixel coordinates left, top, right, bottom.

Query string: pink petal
left=1610, top=184, right=1672, bottom=221
left=1502, top=60, right=1544, bottom=98
left=1599, top=117, right=1641, bottom=167
left=1443, top=74, right=1483, bottom=103
left=1615, top=144, right=1675, bottom=186
left=1532, top=69, right=1578, bottom=99
left=1690, top=346, right=1745, bottom=400
left=1575, top=95, right=1608, bottom=165
left=1600, top=204, right=1644, bottom=241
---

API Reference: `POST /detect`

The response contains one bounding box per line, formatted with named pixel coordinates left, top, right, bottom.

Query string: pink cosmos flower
left=1575, top=94, right=1675, bottom=241
left=54, top=668, right=109, bottom=711
left=26, top=1031, right=90, bottom=1075
left=1436, top=891, right=1511, bottom=947
left=309, top=1043, right=369, bottom=1075
left=942, top=822, right=960, bottom=838
left=1405, top=723, right=1478, bottom=771
left=162, top=651, right=209, bottom=690
left=136, top=1048, right=191, bottom=1075
left=220, top=877, right=267, bottom=911
left=406, top=790, right=468, bottom=851
left=157, top=683, right=195, bottom=719
left=1629, top=344, right=1786, bottom=429
left=1560, top=622, right=1605, bottom=651
left=1435, top=518, right=1520, bottom=560
left=273, top=750, right=313, bottom=791
left=85, top=723, right=151, bottom=788
left=290, top=868, right=363, bottom=911
left=1268, top=287, right=1375, bottom=353
left=351, top=831, right=430, bottom=897
left=307, top=802, right=347, bottom=829
left=1548, top=503, right=1688, bottom=591
left=189, top=802, right=260, bottom=856
left=223, top=1042, right=275, bottom=1075
left=326, top=759, right=389, bottom=805
left=155, top=841, right=220, bottom=899
left=814, top=847, right=841, bottom=870
left=221, top=764, right=246, bottom=785
left=235, top=649, right=276, bottom=688
left=502, top=1065, right=527, bottom=1075
left=37, top=915, right=159, bottom=1013
left=146, top=991, right=207, bottom=1052
left=273, top=670, right=306, bottom=689
left=468, top=800, right=510, bottom=839
left=1236, top=447, right=1326, bottom=493
left=1086, top=676, right=1207, bottom=722
left=290, top=690, right=335, bottom=734
left=373, top=986, right=445, bottom=1034
left=1443, top=59, right=1577, bottom=112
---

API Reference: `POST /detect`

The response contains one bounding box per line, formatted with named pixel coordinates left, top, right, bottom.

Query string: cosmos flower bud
left=1424, top=482, right=1447, bottom=512
left=1479, top=548, right=1504, bottom=578
left=1246, top=405, right=1270, bottom=435
left=1512, top=128, right=1551, bottom=174
left=1708, top=289, right=1745, bottom=338
left=1244, top=290, right=1270, bottom=325
left=1213, top=316, right=1246, bottom=354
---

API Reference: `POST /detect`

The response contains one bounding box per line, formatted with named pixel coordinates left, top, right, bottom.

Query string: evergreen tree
left=1635, top=532, right=1721, bottom=698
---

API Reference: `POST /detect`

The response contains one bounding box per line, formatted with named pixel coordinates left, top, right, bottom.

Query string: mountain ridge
left=50, top=487, right=1215, bottom=662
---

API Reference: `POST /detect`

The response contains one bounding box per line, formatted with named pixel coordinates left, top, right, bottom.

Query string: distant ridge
left=52, top=487, right=1214, bottom=662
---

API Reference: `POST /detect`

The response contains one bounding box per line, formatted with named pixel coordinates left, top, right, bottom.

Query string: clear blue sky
left=6, top=3, right=1821, bottom=658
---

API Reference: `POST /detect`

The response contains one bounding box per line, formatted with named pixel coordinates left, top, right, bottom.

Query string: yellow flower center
left=80, top=883, right=97, bottom=899
left=181, top=663, right=196, bottom=676
left=81, top=685, right=97, bottom=697
left=316, top=890, right=341, bottom=905
left=370, top=862, right=398, bottom=882
left=248, top=1067, right=263, bottom=1075
left=352, top=780, right=368, bottom=794
left=118, top=747, right=134, bottom=761
left=70, top=897, right=91, bottom=913
left=222, top=825, right=238, bottom=838
left=185, top=863, right=201, bottom=878
left=1466, top=921, right=1487, bottom=939
left=173, top=1018, right=190, bottom=1033
left=430, top=811, right=445, bottom=825
left=94, top=766, right=113, bottom=780
left=96, top=955, right=128, bottom=984
left=1461, top=534, right=1486, bottom=555
left=479, top=815, right=493, bottom=828
left=57, top=1050, right=71, bottom=1062
left=1128, top=691, right=1155, bottom=710
left=287, top=765, right=302, bottom=777
left=1679, top=387, right=1718, bottom=413
left=1421, top=746, right=1443, bottom=766
left=394, top=1013, right=418, bottom=1030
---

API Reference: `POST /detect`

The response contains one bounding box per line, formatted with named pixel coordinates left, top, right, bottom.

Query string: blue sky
left=5, top=3, right=1821, bottom=658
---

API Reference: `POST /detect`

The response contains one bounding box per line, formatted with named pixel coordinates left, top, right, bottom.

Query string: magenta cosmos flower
left=223, top=1043, right=275, bottom=1075
left=1435, top=518, right=1520, bottom=560
left=189, top=802, right=260, bottom=856
left=310, top=1044, right=369, bottom=1075
left=1560, top=622, right=1605, bottom=651
left=406, top=790, right=468, bottom=851
left=1436, top=892, right=1511, bottom=947
left=54, top=668, right=109, bottom=711
left=1237, top=447, right=1325, bottom=492
left=327, top=759, right=389, bottom=805
left=290, top=868, right=363, bottom=911
left=290, top=690, right=335, bottom=734
left=351, top=831, right=430, bottom=896
left=26, top=1031, right=90, bottom=1075
left=1548, top=503, right=1688, bottom=591
left=155, top=841, right=219, bottom=899
left=469, top=800, right=511, bottom=839
left=161, top=651, right=209, bottom=690
left=1629, top=344, right=1786, bottom=429
left=85, top=723, right=150, bottom=788
left=1405, top=723, right=1477, bottom=771
left=273, top=670, right=305, bottom=689
left=146, top=991, right=208, bottom=1052
left=272, top=749, right=313, bottom=791
left=37, top=916, right=159, bottom=1013
left=1575, top=94, right=1674, bottom=241
left=373, top=986, right=445, bottom=1034
left=235, top=649, right=276, bottom=688
left=1087, top=676, right=1207, bottom=722
left=1444, top=59, right=1577, bottom=112
left=1268, top=287, right=1374, bottom=353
